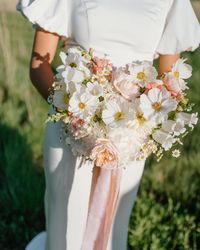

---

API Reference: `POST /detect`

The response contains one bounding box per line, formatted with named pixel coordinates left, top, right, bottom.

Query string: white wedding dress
left=17, top=0, right=200, bottom=249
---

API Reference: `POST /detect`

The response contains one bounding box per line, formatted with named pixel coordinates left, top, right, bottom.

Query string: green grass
left=0, top=11, right=200, bottom=250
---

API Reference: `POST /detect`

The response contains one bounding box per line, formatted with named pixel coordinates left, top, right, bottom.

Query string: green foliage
left=0, top=12, right=46, bottom=249
left=0, top=124, right=45, bottom=250
left=129, top=193, right=200, bottom=250
left=0, top=11, right=200, bottom=250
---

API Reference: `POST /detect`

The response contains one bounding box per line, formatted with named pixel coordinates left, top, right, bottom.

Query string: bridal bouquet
left=46, top=46, right=198, bottom=168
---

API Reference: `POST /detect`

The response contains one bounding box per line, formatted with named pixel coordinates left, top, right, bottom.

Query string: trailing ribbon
left=81, top=165, right=123, bottom=250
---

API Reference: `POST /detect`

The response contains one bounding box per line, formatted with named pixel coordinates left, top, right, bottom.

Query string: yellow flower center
left=79, top=102, right=86, bottom=109
left=92, top=89, right=98, bottom=95
left=137, top=71, right=145, bottom=80
left=114, top=112, right=125, bottom=121
left=152, top=102, right=161, bottom=110
left=136, top=112, right=146, bottom=124
left=63, top=93, right=69, bottom=105
left=70, top=62, right=77, bottom=68
left=174, top=71, right=180, bottom=78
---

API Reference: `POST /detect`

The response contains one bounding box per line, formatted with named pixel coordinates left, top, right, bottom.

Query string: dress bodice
left=17, top=0, right=200, bottom=66
left=70, top=0, right=173, bottom=65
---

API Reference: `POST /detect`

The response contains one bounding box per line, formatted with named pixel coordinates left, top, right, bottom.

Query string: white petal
left=162, top=99, right=177, bottom=113
left=53, top=91, right=68, bottom=110
left=176, top=112, right=198, bottom=127
left=152, top=130, right=168, bottom=144
left=162, top=120, right=176, bottom=133
left=70, top=69, right=85, bottom=83
left=140, top=94, right=154, bottom=118
left=179, top=63, right=192, bottom=79
left=152, top=130, right=175, bottom=150
left=59, top=51, right=67, bottom=64
left=174, top=120, right=186, bottom=136
left=102, top=110, right=115, bottom=125
left=152, top=112, right=167, bottom=124
left=161, top=89, right=171, bottom=100
left=148, top=88, right=160, bottom=103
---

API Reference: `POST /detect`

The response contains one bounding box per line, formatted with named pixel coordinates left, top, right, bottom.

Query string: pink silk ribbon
left=81, top=165, right=123, bottom=250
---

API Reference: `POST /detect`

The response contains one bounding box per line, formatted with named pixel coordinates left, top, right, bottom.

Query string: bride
left=17, top=0, right=199, bottom=249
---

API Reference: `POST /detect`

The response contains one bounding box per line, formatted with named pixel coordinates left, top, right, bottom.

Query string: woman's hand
left=158, top=53, right=180, bottom=76
left=29, top=27, right=60, bottom=101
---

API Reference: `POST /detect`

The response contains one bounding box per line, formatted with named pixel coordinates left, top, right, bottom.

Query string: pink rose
left=112, top=67, right=140, bottom=100
left=90, top=139, right=119, bottom=169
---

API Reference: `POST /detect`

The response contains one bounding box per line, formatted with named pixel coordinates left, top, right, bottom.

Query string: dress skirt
left=26, top=106, right=146, bottom=250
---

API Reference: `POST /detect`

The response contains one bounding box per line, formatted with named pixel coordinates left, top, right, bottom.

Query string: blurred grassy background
left=0, top=1, right=200, bottom=250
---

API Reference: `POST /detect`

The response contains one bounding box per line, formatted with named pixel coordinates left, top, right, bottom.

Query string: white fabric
left=16, top=0, right=72, bottom=37
left=25, top=232, right=46, bottom=250
left=156, top=0, right=200, bottom=56
left=17, top=0, right=200, bottom=67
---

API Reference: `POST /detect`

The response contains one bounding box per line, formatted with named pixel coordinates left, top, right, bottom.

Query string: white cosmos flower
left=127, top=99, right=156, bottom=136
left=56, top=51, right=91, bottom=84
left=61, top=67, right=85, bottom=84
left=102, top=98, right=133, bottom=128
left=152, top=129, right=176, bottom=151
left=171, top=58, right=192, bottom=80
left=67, top=46, right=91, bottom=64
left=140, top=88, right=178, bottom=124
left=127, top=61, right=158, bottom=87
left=69, top=91, right=99, bottom=119
left=163, top=58, right=192, bottom=96
left=52, top=90, right=69, bottom=110
left=164, top=73, right=188, bottom=97
left=161, top=119, right=186, bottom=136
left=86, top=81, right=104, bottom=98
left=66, top=81, right=84, bottom=96
left=66, top=51, right=91, bottom=77
left=176, top=112, right=198, bottom=128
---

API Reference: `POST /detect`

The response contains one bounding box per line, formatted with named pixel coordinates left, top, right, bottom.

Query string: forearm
left=29, top=27, right=59, bottom=102
left=158, top=53, right=180, bottom=76
left=29, top=52, right=55, bottom=102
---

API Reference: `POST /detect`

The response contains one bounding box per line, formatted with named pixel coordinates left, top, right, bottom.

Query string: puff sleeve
left=16, top=0, right=72, bottom=37
left=156, top=0, right=200, bottom=55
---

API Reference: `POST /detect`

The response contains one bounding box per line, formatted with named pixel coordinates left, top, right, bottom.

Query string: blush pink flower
left=163, top=74, right=187, bottom=97
left=144, top=80, right=164, bottom=94
left=90, top=56, right=113, bottom=83
left=92, top=57, right=109, bottom=73
left=69, top=115, right=88, bottom=139
left=112, top=67, right=140, bottom=100
left=90, top=139, right=119, bottom=169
